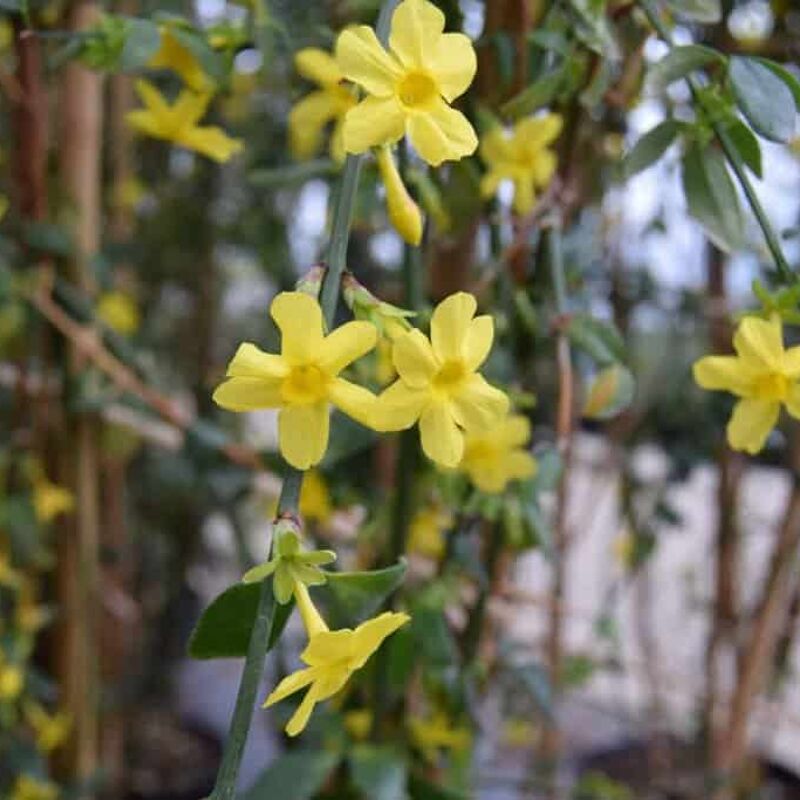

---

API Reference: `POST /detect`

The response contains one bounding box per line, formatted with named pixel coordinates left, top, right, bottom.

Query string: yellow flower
left=408, top=506, right=452, bottom=559
left=289, top=48, right=356, bottom=162
left=343, top=708, right=373, bottom=739
left=480, top=114, right=562, bottom=215
left=374, top=292, right=508, bottom=467
left=693, top=315, right=800, bottom=454
left=299, top=470, right=334, bottom=524
left=33, top=479, right=74, bottom=524
left=148, top=29, right=212, bottom=93
left=24, top=703, right=71, bottom=753
left=335, top=0, right=478, bottom=166
left=97, top=291, right=140, bottom=336
left=127, top=80, right=243, bottom=163
left=459, top=413, right=537, bottom=493
left=16, top=580, right=49, bottom=634
left=213, top=292, right=378, bottom=469
left=408, top=711, right=471, bottom=762
left=263, top=581, right=408, bottom=736
left=0, top=655, right=23, bottom=701
left=111, top=176, right=147, bottom=211
left=376, top=146, right=423, bottom=245
left=11, top=776, right=59, bottom=800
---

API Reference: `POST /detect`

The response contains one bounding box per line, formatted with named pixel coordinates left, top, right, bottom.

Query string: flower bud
left=376, top=146, right=423, bottom=246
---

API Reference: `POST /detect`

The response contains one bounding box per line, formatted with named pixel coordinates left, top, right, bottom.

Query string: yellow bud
left=376, top=147, right=423, bottom=246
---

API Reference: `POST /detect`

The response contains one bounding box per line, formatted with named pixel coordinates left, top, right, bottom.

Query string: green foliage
left=647, top=45, right=724, bottom=91
left=620, top=120, right=684, bottom=180
left=729, top=57, right=796, bottom=143
left=666, top=0, right=721, bottom=23
left=242, top=750, right=339, bottom=800
left=719, top=116, right=762, bottom=178
left=567, top=316, right=626, bottom=366
left=583, top=364, right=635, bottom=420
left=350, top=745, right=408, bottom=800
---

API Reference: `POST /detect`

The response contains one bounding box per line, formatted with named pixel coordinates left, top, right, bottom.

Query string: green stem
left=638, top=0, right=793, bottom=283
left=546, top=220, right=568, bottom=315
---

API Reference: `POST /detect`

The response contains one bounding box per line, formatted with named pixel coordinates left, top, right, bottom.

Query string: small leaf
left=187, top=581, right=292, bottom=659
left=119, top=18, right=161, bottom=70
left=567, top=315, right=626, bottom=365
left=666, top=0, right=721, bottom=23
left=681, top=140, right=746, bottom=253
left=648, top=45, right=723, bottom=91
left=729, top=57, right=796, bottom=143
left=755, top=59, right=800, bottom=109
left=621, top=120, right=683, bottom=179
left=315, top=560, right=407, bottom=627
left=583, top=364, right=635, bottom=420
left=350, top=745, right=407, bottom=800
left=721, top=116, right=762, bottom=178
left=243, top=751, right=339, bottom=800
left=501, top=68, right=565, bottom=120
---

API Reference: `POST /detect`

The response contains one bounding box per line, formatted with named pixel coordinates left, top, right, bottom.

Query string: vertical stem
left=637, top=0, right=792, bottom=283
left=209, top=3, right=400, bottom=795
left=542, top=222, right=573, bottom=770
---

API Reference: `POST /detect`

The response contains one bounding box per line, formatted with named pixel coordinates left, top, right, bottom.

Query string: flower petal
left=279, top=402, right=329, bottom=469
left=213, top=377, right=283, bottom=411
left=517, top=113, right=563, bottom=148
left=420, top=401, right=463, bottom=466
left=328, top=378, right=377, bottom=427
left=507, top=451, right=537, bottom=481
left=373, top=380, right=428, bottom=431
left=428, top=32, right=476, bottom=102
left=407, top=99, right=477, bottom=166
left=295, top=47, right=343, bottom=86
left=318, top=321, right=377, bottom=375
left=463, top=315, right=494, bottom=371
left=530, top=149, right=558, bottom=187
left=336, top=25, right=402, bottom=95
left=263, top=666, right=318, bottom=707
left=692, top=355, right=754, bottom=397
left=225, top=343, right=288, bottom=379
left=350, top=611, right=410, bottom=668
left=393, top=329, right=438, bottom=387
left=726, top=398, right=779, bottom=454
left=451, top=374, right=509, bottom=431
left=302, top=629, right=355, bottom=666
left=289, top=91, right=340, bottom=159
left=389, top=0, right=445, bottom=68
left=784, top=345, right=800, bottom=378
left=512, top=176, right=535, bottom=216
left=480, top=127, right=511, bottom=165
left=178, top=125, right=244, bottom=163
left=499, top=414, right=531, bottom=447
left=343, top=96, right=405, bottom=154
left=430, top=292, right=476, bottom=362
left=732, top=315, right=784, bottom=371
left=172, top=90, right=213, bottom=127
left=271, top=292, right=325, bottom=364
left=133, top=79, right=170, bottom=116
left=785, top=384, right=800, bottom=418
left=284, top=682, right=323, bottom=737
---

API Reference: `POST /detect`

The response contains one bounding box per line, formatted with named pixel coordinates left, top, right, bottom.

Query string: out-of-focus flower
left=693, top=315, right=800, bottom=454
left=299, top=470, right=333, bottom=524
left=289, top=48, right=356, bottom=162
left=148, top=29, right=212, bottom=92
left=374, top=293, right=508, bottom=467
left=97, top=291, right=140, bottom=336
left=480, top=114, right=562, bottom=215
left=343, top=708, right=373, bottom=739
left=25, top=703, right=71, bottom=753
left=263, top=580, right=408, bottom=735
left=0, top=545, right=21, bottom=589
left=111, top=177, right=147, bottom=211
left=408, top=711, right=471, bottom=762
left=0, top=654, right=23, bottom=701
left=11, top=776, right=59, bottom=800
left=376, top=146, right=423, bottom=244
left=16, top=580, right=49, bottom=634
left=213, top=292, right=378, bottom=469
left=459, top=413, right=537, bottom=493
left=127, top=80, right=243, bottom=163
left=336, top=0, right=477, bottom=166
left=408, top=506, right=453, bottom=559
left=33, top=479, right=74, bottom=524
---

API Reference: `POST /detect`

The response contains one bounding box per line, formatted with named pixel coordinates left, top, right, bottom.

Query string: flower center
left=464, top=440, right=498, bottom=465
left=754, top=371, right=790, bottom=402
left=282, top=364, right=329, bottom=404
left=433, top=360, right=467, bottom=394
left=397, top=71, right=438, bottom=109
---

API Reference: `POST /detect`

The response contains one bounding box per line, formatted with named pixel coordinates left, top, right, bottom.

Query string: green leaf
left=315, top=561, right=407, bottom=628
left=350, top=745, right=407, bottom=800
left=243, top=751, right=339, bottom=800
left=187, top=581, right=293, bottom=659
left=729, top=57, right=796, bottom=143
left=408, top=774, right=468, bottom=800
left=22, top=222, right=72, bottom=257
left=621, top=120, right=683, bottom=179
left=412, top=606, right=457, bottom=667
left=721, top=116, right=762, bottom=178
left=648, top=45, right=724, bottom=91
left=583, top=364, right=635, bottom=420
left=755, top=59, right=800, bottom=109
left=119, top=18, right=161, bottom=70
left=501, top=68, right=565, bottom=120
left=666, top=0, right=721, bottom=23
left=567, top=315, right=626, bottom=365
left=681, top=140, right=746, bottom=253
